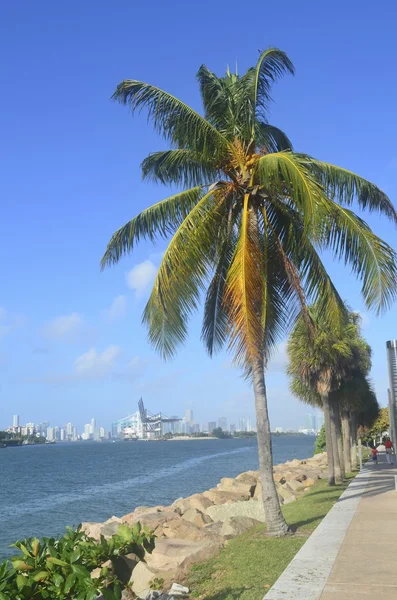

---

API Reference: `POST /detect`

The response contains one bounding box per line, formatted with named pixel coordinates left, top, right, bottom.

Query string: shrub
left=314, top=425, right=326, bottom=455
left=0, top=523, right=155, bottom=600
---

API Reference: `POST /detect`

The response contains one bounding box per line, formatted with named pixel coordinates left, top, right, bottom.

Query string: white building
left=13, top=415, right=19, bottom=428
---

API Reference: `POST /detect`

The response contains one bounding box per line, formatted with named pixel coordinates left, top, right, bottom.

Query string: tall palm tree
left=102, top=48, right=397, bottom=536
left=287, top=308, right=372, bottom=484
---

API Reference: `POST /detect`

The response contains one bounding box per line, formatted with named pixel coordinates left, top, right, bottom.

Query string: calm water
left=0, top=436, right=314, bottom=558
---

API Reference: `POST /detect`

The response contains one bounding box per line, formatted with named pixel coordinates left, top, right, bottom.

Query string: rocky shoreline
left=82, top=452, right=328, bottom=599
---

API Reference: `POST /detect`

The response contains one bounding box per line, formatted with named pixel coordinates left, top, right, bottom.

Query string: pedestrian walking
left=371, top=446, right=378, bottom=464
left=385, top=438, right=394, bottom=464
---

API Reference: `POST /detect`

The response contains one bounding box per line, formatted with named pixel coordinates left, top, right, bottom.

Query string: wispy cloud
left=42, top=313, right=94, bottom=343
left=126, top=260, right=157, bottom=298
left=101, top=295, right=127, bottom=324
left=24, top=347, right=147, bottom=385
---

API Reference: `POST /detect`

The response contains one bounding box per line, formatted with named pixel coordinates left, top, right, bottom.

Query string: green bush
left=0, top=523, right=155, bottom=600
left=314, top=425, right=326, bottom=455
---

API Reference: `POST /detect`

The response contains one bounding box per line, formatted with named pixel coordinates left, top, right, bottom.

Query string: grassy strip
left=187, top=474, right=356, bottom=600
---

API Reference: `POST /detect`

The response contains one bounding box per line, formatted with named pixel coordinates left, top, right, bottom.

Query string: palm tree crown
left=102, top=48, right=397, bottom=374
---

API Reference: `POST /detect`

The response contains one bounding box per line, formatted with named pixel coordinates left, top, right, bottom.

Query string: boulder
left=130, top=561, right=159, bottom=600
left=81, top=522, right=103, bottom=541
left=304, top=477, right=316, bottom=488
left=173, top=493, right=214, bottom=515
left=220, top=516, right=262, bottom=539
left=160, top=516, right=222, bottom=543
left=202, top=489, right=249, bottom=505
left=285, top=479, right=305, bottom=492
left=273, top=472, right=287, bottom=484
left=235, top=472, right=259, bottom=484
left=123, top=509, right=180, bottom=531
left=276, top=483, right=297, bottom=504
left=206, top=498, right=266, bottom=523
left=216, top=477, right=256, bottom=498
left=146, top=538, right=222, bottom=574
left=181, top=508, right=213, bottom=527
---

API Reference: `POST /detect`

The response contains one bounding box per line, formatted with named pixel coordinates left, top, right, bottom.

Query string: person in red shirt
left=385, top=438, right=394, bottom=464
left=371, top=446, right=378, bottom=464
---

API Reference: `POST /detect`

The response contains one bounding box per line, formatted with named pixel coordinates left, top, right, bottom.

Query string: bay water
left=0, top=436, right=314, bottom=559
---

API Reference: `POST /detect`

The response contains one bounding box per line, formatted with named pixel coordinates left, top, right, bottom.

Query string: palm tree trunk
left=329, top=398, right=342, bottom=483
left=341, top=410, right=352, bottom=473
left=252, top=358, right=289, bottom=536
left=350, top=413, right=357, bottom=470
left=321, top=394, right=335, bottom=486
left=333, top=399, right=345, bottom=480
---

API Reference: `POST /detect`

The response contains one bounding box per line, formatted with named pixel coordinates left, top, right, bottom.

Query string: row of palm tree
left=101, top=47, right=397, bottom=536
left=287, top=306, right=379, bottom=485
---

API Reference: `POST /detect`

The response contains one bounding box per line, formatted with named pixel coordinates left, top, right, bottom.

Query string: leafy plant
left=314, top=426, right=326, bottom=455
left=0, top=523, right=155, bottom=600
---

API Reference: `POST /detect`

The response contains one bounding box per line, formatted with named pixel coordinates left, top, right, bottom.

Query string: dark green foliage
left=314, top=425, right=326, bottom=455
left=212, top=427, right=231, bottom=439
left=0, top=524, right=155, bottom=600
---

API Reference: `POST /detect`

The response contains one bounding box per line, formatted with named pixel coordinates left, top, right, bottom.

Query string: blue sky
left=1, top=1, right=397, bottom=431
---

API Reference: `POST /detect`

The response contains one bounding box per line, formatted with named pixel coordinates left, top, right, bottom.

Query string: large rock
left=276, top=483, right=297, bottom=504
left=173, top=493, right=214, bottom=515
left=123, top=509, right=180, bottom=531
left=202, top=489, right=248, bottom=505
left=146, top=538, right=222, bottom=574
left=216, top=477, right=256, bottom=498
left=130, top=561, right=158, bottom=600
left=181, top=508, right=213, bottom=527
left=285, top=479, right=305, bottom=492
left=235, top=471, right=259, bottom=484
left=220, top=516, right=262, bottom=539
left=81, top=522, right=104, bottom=541
left=206, top=498, right=266, bottom=523
left=160, top=516, right=222, bottom=543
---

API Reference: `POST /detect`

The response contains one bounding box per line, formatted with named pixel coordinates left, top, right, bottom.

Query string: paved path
left=265, top=453, right=397, bottom=600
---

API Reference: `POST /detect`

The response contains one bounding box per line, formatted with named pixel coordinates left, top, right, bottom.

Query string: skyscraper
left=246, top=417, right=252, bottom=431
left=13, top=415, right=19, bottom=428
left=185, top=409, right=194, bottom=422
left=90, top=418, right=96, bottom=435
left=208, top=421, right=217, bottom=432
left=387, top=340, right=397, bottom=444
left=218, top=417, right=228, bottom=431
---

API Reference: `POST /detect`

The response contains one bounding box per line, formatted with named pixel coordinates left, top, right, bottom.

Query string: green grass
left=186, top=475, right=355, bottom=600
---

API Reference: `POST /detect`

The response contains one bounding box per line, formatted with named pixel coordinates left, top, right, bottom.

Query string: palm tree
left=102, top=48, right=397, bottom=536
left=287, top=308, right=372, bottom=484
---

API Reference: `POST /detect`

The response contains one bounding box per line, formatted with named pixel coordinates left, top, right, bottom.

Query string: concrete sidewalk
left=265, top=453, right=397, bottom=600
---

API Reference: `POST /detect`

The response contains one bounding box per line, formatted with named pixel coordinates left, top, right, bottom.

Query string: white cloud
left=74, top=345, right=121, bottom=377
left=126, top=260, right=157, bottom=297
left=42, top=312, right=92, bottom=342
left=101, top=295, right=127, bottom=323
left=24, top=347, right=147, bottom=385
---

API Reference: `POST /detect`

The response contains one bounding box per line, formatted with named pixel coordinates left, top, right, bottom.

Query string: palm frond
left=252, top=48, right=294, bottom=119
left=255, top=123, right=293, bottom=152
left=256, top=152, right=326, bottom=230
left=101, top=186, right=204, bottom=268
left=320, top=202, right=397, bottom=312
left=224, top=195, right=264, bottom=367
left=141, top=149, right=219, bottom=187
left=143, top=188, right=228, bottom=358
left=265, top=198, right=346, bottom=333
left=201, top=230, right=235, bottom=356
left=112, top=80, right=228, bottom=161
left=299, top=155, right=397, bottom=223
